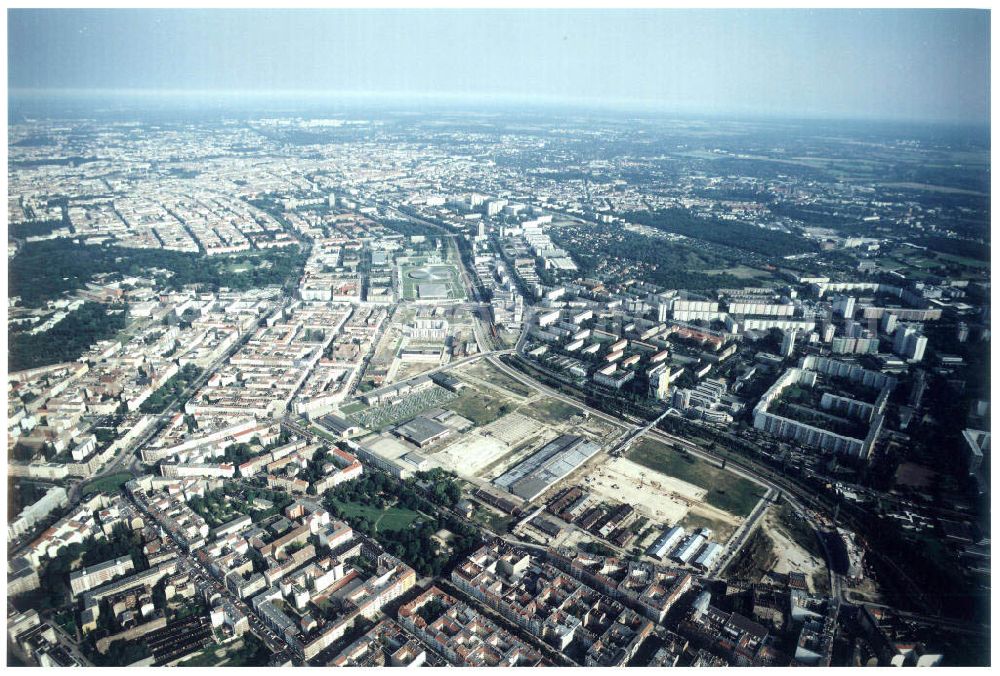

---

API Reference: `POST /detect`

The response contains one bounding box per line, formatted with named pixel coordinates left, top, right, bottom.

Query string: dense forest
left=9, top=239, right=308, bottom=307
left=550, top=225, right=748, bottom=291
left=913, top=235, right=990, bottom=261
left=9, top=302, right=126, bottom=372
left=625, top=208, right=817, bottom=258
left=381, top=218, right=445, bottom=240
left=9, top=218, right=68, bottom=239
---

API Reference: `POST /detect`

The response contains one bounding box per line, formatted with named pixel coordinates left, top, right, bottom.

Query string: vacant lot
left=762, top=505, right=829, bottom=593
left=433, top=433, right=511, bottom=478
left=680, top=511, right=740, bottom=543
left=628, top=438, right=763, bottom=517
left=460, top=360, right=534, bottom=398
left=587, top=457, right=697, bottom=526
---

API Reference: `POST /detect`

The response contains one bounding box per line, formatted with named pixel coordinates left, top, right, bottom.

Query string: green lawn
left=326, top=497, right=421, bottom=532
left=81, top=472, right=132, bottom=498
left=628, top=438, right=763, bottom=517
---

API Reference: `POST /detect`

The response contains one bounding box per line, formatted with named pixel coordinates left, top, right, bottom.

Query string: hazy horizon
left=8, top=9, right=991, bottom=125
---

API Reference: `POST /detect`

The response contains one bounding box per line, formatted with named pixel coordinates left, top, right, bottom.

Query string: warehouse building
left=494, top=435, right=602, bottom=502
left=646, top=526, right=686, bottom=560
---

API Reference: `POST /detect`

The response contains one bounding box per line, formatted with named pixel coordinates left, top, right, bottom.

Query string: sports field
left=399, top=258, right=466, bottom=301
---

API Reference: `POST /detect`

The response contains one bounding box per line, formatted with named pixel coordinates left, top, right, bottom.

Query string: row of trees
left=10, top=218, right=67, bottom=239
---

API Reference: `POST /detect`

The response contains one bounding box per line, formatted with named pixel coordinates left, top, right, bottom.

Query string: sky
left=7, top=9, right=991, bottom=124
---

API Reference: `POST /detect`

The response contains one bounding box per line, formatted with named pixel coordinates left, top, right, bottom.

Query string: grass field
left=446, top=389, right=514, bottom=426
left=339, top=401, right=366, bottom=415
left=703, top=265, right=777, bottom=283
left=879, top=246, right=988, bottom=282
left=934, top=251, right=990, bottom=269
left=81, top=472, right=132, bottom=497
left=628, top=438, right=763, bottom=517
left=326, top=496, right=421, bottom=532
left=522, top=398, right=582, bottom=423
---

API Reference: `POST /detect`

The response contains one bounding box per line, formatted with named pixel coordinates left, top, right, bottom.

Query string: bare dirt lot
left=432, top=432, right=522, bottom=479
left=762, top=508, right=830, bottom=594
left=576, top=456, right=742, bottom=540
